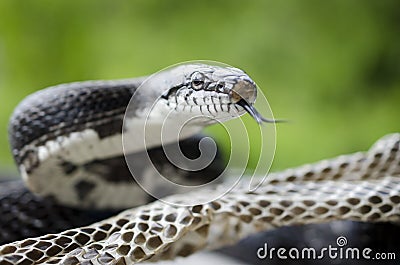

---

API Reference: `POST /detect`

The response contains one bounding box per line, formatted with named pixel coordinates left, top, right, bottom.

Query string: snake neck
left=9, top=79, right=144, bottom=168
left=9, top=77, right=221, bottom=209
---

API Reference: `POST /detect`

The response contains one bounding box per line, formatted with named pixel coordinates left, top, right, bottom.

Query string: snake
left=0, top=63, right=399, bottom=264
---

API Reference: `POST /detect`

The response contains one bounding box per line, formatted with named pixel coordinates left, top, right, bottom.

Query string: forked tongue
left=236, top=99, right=283, bottom=124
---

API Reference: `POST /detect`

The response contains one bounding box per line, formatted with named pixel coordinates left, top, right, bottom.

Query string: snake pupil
left=193, top=80, right=203, bottom=86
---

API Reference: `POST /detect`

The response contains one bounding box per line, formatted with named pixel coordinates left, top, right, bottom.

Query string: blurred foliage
left=0, top=0, right=399, bottom=173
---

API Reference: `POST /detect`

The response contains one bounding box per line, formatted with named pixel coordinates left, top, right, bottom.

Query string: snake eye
left=191, top=72, right=205, bottom=90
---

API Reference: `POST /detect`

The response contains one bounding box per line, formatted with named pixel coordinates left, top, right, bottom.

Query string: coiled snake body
left=0, top=63, right=399, bottom=264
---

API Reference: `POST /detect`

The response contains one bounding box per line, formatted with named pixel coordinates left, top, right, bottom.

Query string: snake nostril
left=216, top=81, right=226, bottom=93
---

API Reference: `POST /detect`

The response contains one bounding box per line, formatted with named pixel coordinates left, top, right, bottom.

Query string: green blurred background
left=0, top=0, right=399, bottom=174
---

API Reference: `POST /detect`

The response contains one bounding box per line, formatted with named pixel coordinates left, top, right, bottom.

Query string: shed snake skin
left=0, top=63, right=399, bottom=264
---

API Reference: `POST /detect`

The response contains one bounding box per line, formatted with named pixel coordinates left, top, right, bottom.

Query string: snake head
left=153, top=63, right=278, bottom=125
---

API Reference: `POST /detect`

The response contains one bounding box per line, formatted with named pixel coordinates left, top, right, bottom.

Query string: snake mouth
left=236, top=99, right=280, bottom=124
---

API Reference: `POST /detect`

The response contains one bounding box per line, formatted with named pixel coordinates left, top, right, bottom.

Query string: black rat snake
left=0, top=63, right=399, bottom=264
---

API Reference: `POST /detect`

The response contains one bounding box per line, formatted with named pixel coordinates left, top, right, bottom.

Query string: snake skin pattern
left=0, top=180, right=115, bottom=245
left=0, top=133, right=398, bottom=265
left=0, top=135, right=225, bottom=246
